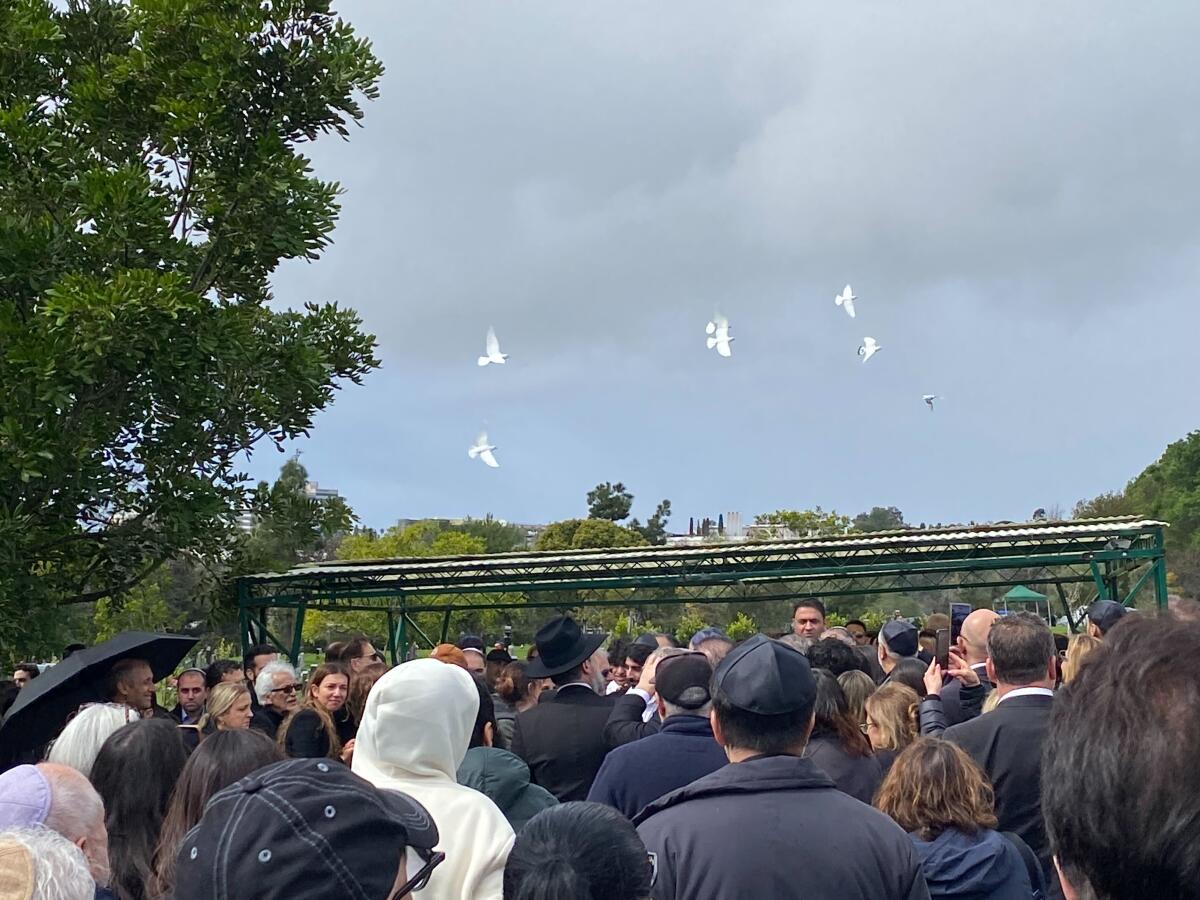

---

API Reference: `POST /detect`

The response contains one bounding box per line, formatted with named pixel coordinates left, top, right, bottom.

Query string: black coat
left=939, top=664, right=993, bottom=726
left=250, top=704, right=286, bottom=741
left=803, top=732, right=884, bottom=805
left=943, top=693, right=1056, bottom=894
left=635, top=754, right=930, bottom=900
left=510, top=684, right=614, bottom=801
left=587, top=715, right=728, bottom=819
left=920, top=683, right=985, bottom=738
left=282, top=706, right=356, bottom=759
left=602, top=691, right=660, bottom=748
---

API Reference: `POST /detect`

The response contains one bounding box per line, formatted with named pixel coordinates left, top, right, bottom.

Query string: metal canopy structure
left=237, top=516, right=1169, bottom=663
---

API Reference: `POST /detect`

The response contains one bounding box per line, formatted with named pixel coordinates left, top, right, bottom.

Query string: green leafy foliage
left=587, top=482, right=633, bottom=521
left=93, top=574, right=184, bottom=642
left=753, top=508, right=852, bottom=538
left=725, top=612, right=758, bottom=641
left=535, top=519, right=646, bottom=551
left=0, top=0, right=383, bottom=626
left=851, top=506, right=907, bottom=533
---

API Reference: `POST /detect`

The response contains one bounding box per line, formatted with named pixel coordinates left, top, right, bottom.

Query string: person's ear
left=483, top=721, right=494, bottom=748
left=656, top=695, right=668, bottom=720
left=710, top=709, right=725, bottom=747
left=1054, top=856, right=1082, bottom=900
left=985, top=657, right=997, bottom=684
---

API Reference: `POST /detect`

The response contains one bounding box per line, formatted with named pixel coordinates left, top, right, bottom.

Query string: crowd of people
left=1, top=594, right=1197, bottom=899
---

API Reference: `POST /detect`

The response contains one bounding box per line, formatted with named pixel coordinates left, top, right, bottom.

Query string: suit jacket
left=943, top=693, right=1056, bottom=892
left=511, top=684, right=614, bottom=801
left=939, top=663, right=993, bottom=726
left=603, top=691, right=660, bottom=748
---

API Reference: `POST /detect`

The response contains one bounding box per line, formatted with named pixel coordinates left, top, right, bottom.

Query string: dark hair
left=876, top=738, right=997, bottom=841
left=889, top=657, right=929, bottom=698
left=0, top=680, right=17, bottom=717
left=1044, top=616, right=1200, bottom=899
left=806, top=640, right=868, bottom=677
left=13, top=663, right=39, bottom=680
left=712, top=682, right=812, bottom=755
left=503, top=802, right=653, bottom=900
left=987, top=612, right=1054, bottom=685
left=549, top=664, right=585, bottom=688
left=496, top=661, right=535, bottom=705
left=340, top=636, right=376, bottom=664
left=323, top=641, right=347, bottom=663
left=90, top=718, right=189, bottom=900
left=652, top=632, right=679, bottom=648
left=846, top=619, right=866, bottom=630
left=204, top=659, right=240, bottom=690
left=811, top=669, right=872, bottom=757
left=606, top=640, right=627, bottom=668
left=346, top=661, right=387, bottom=726
left=242, top=643, right=277, bottom=673
left=793, top=599, right=827, bottom=619
left=149, top=730, right=283, bottom=897
left=625, top=643, right=654, bottom=667
left=468, top=674, right=505, bottom=751
left=63, top=643, right=87, bottom=658
left=105, top=658, right=150, bottom=701
left=277, top=663, right=351, bottom=758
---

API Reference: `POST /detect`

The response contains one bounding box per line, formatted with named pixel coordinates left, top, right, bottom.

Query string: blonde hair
left=875, top=738, right=998, bottom=840
left=981, top=689, right=1000, bottom=713
left=198, top=682, right=248, bottom=731
left=1062, top=633, right=1102, bottom=683
left=864, top=683, right=919, bottom=751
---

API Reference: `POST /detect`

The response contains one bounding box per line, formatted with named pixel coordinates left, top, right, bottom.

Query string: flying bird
left=467, top=431, right=499, bottom=468
left=923, top=394, right=939, bottom=410
left=857, top=337, right=880, bottom=362
left=705, top=316, right=733, bottom=358
left=835, top=285, right=856, bottom=318
left=476, top=327, right=508, bottom=367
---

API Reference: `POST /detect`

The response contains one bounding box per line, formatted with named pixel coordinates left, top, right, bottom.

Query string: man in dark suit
left=511, top=615, right=614, bottom=801
left=168, top=667, right=208, bottom=726
left=939, top=608, right=999, bottom=726
left=944, top=612, right=1058, bottom=895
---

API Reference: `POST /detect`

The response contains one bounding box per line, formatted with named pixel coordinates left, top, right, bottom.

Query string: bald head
left=959, top=609, right=1000, bottom=664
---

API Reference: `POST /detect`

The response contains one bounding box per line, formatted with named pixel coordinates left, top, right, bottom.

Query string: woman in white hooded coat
left=352, top=658, right=514, bottom=899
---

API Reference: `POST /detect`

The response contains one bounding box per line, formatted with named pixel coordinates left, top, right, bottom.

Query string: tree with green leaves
left=535, top=518, right=646, bottom=551
left=630, top=499, right=673, bottom=546
left=0, top=1, right=383, bottom=627
left=852, top=506, right=907, bottom=533
left=587, top=482, right=634, bottom=521
left=753, top=507, right=852, bottom=539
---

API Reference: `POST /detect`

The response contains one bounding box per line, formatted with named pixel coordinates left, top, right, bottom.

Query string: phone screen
left=950, top=602, right=971, bottom=645
left=935, top=628, right=951, bottom=668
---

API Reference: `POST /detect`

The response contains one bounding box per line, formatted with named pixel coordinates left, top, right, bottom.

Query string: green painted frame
left=236, top=517, right=1170, bottom=664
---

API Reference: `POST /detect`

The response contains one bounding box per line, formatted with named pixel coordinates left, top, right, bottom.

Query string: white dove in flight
left=467, top=431, right=500, bottom=468
left=923, top=394, right=939, bottom=411
left=477, top=327, right=508, bottom=366
left=835, top=285, right=856, bottom=318
left=705, top=315, right=733, bottom=358
left=858, top=337, right=881, bottom=362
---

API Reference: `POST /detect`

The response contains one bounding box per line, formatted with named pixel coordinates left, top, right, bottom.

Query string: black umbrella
left=0, top=631, right=198, bottom=754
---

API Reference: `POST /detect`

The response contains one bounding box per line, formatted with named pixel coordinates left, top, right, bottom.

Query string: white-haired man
left=251, top=659, right=300, bottom=740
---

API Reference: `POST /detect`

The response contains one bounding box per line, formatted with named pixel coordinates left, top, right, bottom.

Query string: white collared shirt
left=627, top=687, right=657, bottom=722
left=997, top=686, right=1054, bottom=704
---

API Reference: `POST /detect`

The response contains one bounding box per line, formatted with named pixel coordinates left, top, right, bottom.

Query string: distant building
left=665, top=512, right=750, bottom=547
left=235, top=509, right=257, bottom=533
left=303, top=480, right=340, bottom=501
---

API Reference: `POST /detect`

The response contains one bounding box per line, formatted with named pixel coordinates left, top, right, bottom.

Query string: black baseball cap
left=175, top=758, right=439, bottom=900
left=1087, top=599, right=1128, bottom=635
left=713, top=634, right=816, bottom=716
left=485, top=648, right=512, bottom=664
left=880, top=620, right=919, bottom=658
left=457, top=634, right=485, bottom=651
left=654, top=653, right=713, bottom=710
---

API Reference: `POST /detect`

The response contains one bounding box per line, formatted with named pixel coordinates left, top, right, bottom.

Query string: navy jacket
left=911, top=827, right=1035, bottom=900
left=635, top=754, right=930, bottom=900
left=587, top=715, right=728, bottom=819
left=944, top=694, right=1057, bottom=895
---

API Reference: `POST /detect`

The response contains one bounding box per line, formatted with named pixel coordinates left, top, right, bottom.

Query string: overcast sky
left=255, top=2, right=1200, bottom=532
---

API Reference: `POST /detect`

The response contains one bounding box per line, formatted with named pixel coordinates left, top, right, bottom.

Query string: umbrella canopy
left=0, top=631, right=198, bottom=755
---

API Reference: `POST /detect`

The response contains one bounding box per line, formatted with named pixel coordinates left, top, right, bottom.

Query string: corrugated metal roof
left=241, top=517, right=1166, bottom=584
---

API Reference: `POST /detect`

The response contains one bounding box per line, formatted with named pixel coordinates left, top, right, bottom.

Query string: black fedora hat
left=525, top=615, right=607, bottom=678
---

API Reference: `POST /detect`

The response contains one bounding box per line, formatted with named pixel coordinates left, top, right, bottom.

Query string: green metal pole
left=397, top=595, right=408, bottom=661
left=440, top=608, right=452, bottom=644
left=237, top=580, right=250, bottom=659
left=1153, top=528, right=1169, bottom=614
left=290, top=602, right=306, bottom=667
left=385, top=609, right=397, bottom=666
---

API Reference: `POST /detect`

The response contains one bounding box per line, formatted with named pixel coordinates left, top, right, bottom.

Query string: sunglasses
left=388, top=848, right=446, bottom=899
left=269, top=683, right=302, bottom=695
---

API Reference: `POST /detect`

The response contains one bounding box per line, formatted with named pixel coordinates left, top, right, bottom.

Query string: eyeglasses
left=269, top=683, right=301, bottom=695
left=388, top=849, right=446, bottom=899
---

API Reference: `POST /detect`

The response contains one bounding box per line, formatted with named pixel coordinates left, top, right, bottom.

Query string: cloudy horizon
left=253, top=1, right=1200, bottom=532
